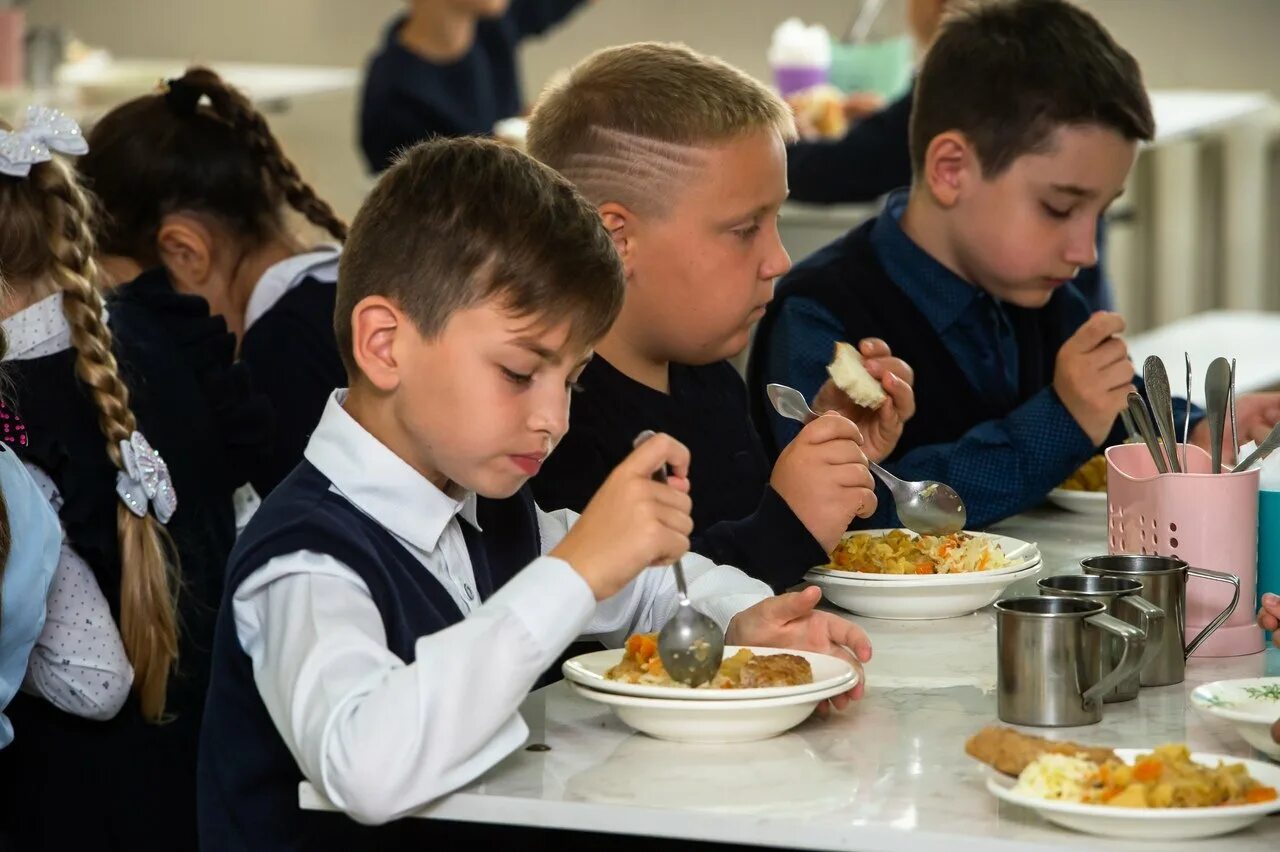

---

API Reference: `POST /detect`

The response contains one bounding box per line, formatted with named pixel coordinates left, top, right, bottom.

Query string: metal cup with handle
left=1037, top=574, right=1165, bottom=703
left=1080, top=554, right=1240, bottom=686
left=995, top=596, right=1145, bottom=727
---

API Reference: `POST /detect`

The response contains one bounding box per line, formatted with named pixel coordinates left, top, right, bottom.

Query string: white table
left=0, top=58, right=358, bottom=120
left=300, top=507, right=1280, bottom=849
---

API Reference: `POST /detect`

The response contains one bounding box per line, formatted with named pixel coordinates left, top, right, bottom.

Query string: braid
left=36, top=156, right=180, bottom=723
left=181, top=68, right=348, bottom=242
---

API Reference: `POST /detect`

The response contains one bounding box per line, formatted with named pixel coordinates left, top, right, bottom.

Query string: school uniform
left=198, top=390, right=771, bottom=850
left=0, top=280, right=262, bottom=851
left=532, top=357, right=828, bottom=593
left=785, top=83, right=1113, bottom=312
left=747, top=190, right=1201, bottom=529
left=238, top=245, right=347, bottom=498
left=359, top=0, right=588, bottom=172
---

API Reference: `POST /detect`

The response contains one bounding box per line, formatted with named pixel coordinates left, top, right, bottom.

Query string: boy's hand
left=1190, top=392, right=1280, bottom=462
left=812, top=338, right=916, bottom=463
left=771, top=413, right=877, bottom=553
left=1053, top=311, right=1135, bottom=445
left=1256, top=593, right=1280, bottom=645
left=551, top=432, right=693, bottom=601
left=726, top=586, right=872, bottom=711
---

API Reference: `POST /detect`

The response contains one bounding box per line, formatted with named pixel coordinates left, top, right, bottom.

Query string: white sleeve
left=19, top=463, right=133, bottom=720
left=534, top=505, right=772, bottom=648
left=232, top=549, right=596, bottom=825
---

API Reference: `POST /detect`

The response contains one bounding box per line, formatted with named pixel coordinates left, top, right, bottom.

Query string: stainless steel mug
left=995, top=596, right=1144, bottom=727
left=1081, top=554, right=1240, bottom=686
left=1037, top=574, right=1165, bottom=703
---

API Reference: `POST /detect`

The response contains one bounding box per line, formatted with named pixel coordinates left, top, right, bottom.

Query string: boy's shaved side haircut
left=911, top=0, right=1154, bottom=179
left=527, top=42, right=797, bottom=216
left=336, top=137, right=625, bottom=378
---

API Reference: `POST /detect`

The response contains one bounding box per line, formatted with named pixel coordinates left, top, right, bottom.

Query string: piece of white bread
left=826, top=341, right=887, bottom=410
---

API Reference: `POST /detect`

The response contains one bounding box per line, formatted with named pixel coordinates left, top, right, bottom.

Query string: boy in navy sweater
left=751, top=0, right=1280, bottom=528
left=526, top=43, right=917, bottom=592
left=197, top=137, right=872, bottom=849
left=360, top=0, right=589, bottom=172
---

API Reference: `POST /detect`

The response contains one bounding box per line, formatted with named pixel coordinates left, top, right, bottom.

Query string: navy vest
left=746, top=219, right=1091, bottom=461
left=197, top=460, right=544, bottom=851
left=238, top=276, right=347, bottom=497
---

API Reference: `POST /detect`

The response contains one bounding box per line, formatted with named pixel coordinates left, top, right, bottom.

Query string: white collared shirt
left=1, top=292, right=72, bottom=361
left=233, top=390, right=771, bottom=824
left=242, top=245, right=341, bottom=334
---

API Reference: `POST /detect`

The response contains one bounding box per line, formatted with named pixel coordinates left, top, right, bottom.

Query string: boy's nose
left=530, top=396, right=570, bottom=441
left=760, top=232, right=792, bottom=282
left=1063, top=219, right=1099, bottom=268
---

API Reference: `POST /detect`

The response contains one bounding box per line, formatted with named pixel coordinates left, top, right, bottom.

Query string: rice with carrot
left=828, top=529, right=1010, bottom=575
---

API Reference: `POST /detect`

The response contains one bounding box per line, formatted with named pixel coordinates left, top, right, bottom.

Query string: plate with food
left=1048, top=455, right=1108, bottom=513
left=968, top=726, right=1280, bottom=840
left=806, top=560, right=1042, bottom=620
left=567, top=677, right=856, bottom=744
left=810, top=529, right=1040, bottom=581
left=1190, top=677, right=1280, bottom=759
left=562, top=635, right=856, bottom=701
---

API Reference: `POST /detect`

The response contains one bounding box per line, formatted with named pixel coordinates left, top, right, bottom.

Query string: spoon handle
left=633, top=430, right=692, bottom=601
left=1127, top=393, right=1168, bottom=474
left=1232, top=423, right=1280, bottom=473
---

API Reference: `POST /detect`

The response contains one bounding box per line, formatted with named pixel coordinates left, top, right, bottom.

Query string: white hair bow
left=115, top=431, right=178, bottom=524
left=0, top=105, right=89, bottom=179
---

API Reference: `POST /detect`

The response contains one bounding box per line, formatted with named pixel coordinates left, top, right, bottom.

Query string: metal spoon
left=1205, top=358, right=1233, bottom=474
left=1229, top=358, right=1240, bottom=467
left=1183, top=353, right=1192, bottom=473
left=1232, top=423, right=1280, bottom=474
left=766, top=383, right=967, bottom=535
left=633, top=430, right=724, bottom=688
left=1126, top=392, right=1168, bottom=474
left=1142, top=356, right=1181, bottom=473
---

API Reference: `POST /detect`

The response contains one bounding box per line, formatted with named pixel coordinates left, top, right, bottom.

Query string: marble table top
left=301, top=506, right=1280, bottom=849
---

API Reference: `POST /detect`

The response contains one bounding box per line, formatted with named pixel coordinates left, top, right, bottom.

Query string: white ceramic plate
left=811, top=530, right=1040, bottom=581
left=1190, top=677, right=1280, bottom=759
left=1047, top=488, right=1107, bottom=514
left=807, top=561, right=1043, bottom=620
left=562, top=646, right=856, bottom=701
left=568, top=674, right=857, bottom=743
left=987, top=748, right=1280, bottom=840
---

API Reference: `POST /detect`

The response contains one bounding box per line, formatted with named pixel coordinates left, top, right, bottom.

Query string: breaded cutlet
left=738, top=654, right=814, bottom=688
left=965, top=725, right=1115, bottom=777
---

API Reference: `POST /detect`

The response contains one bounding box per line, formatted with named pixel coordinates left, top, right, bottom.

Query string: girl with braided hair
left=80, top=66, right=349, bottom=499
left=0, top=108, right=257, bottom=850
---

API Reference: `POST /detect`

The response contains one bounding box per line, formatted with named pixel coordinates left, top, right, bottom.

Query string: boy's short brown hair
left=336, top=137, right=624, bottom=378
left=527, top=42, right=797, bottom=216
left=910, top=0, right=1155, bottom=178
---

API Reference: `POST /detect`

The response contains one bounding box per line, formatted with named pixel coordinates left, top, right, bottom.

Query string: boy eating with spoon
left=196, top=137, right=872, bottom=849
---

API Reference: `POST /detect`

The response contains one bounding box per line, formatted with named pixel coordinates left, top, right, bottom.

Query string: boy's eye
left=501, top=367, right=533, bottom=386
left=733, top=224, right=761, bottom=241
left=1041, top=202, right=1072, bottom=220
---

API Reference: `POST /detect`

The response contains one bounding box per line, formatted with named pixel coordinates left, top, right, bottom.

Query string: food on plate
left=828, top=529, right=1011, bottom=575
left=605, top=633, right=814, bottom=689
left=1060, top=454, right=1106, bottom=492
left=1020, top=744, right=1277, bottom=808
left=965, top=726, right=1115, bottom=777
left=826, top=341, right=887, bottom=410
left=789, top=84, right=848, bottom=139
left=969, top=729, right=1280, bottom=809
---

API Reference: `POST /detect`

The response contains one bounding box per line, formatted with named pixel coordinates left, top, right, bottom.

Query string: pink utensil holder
left=1105, top=442, right=1262, bottom=657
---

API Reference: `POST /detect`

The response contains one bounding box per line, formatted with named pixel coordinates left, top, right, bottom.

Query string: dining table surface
left=300, top=504, right=1280, bottom=850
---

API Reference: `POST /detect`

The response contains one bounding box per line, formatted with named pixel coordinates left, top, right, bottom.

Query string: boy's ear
left=156, top=213, right=216, bottom=292
left=920, top=130, right=976, bottom=208
left=597, top=201, right=636, bottom=279
left=350, top=295, right=405, bottom=392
